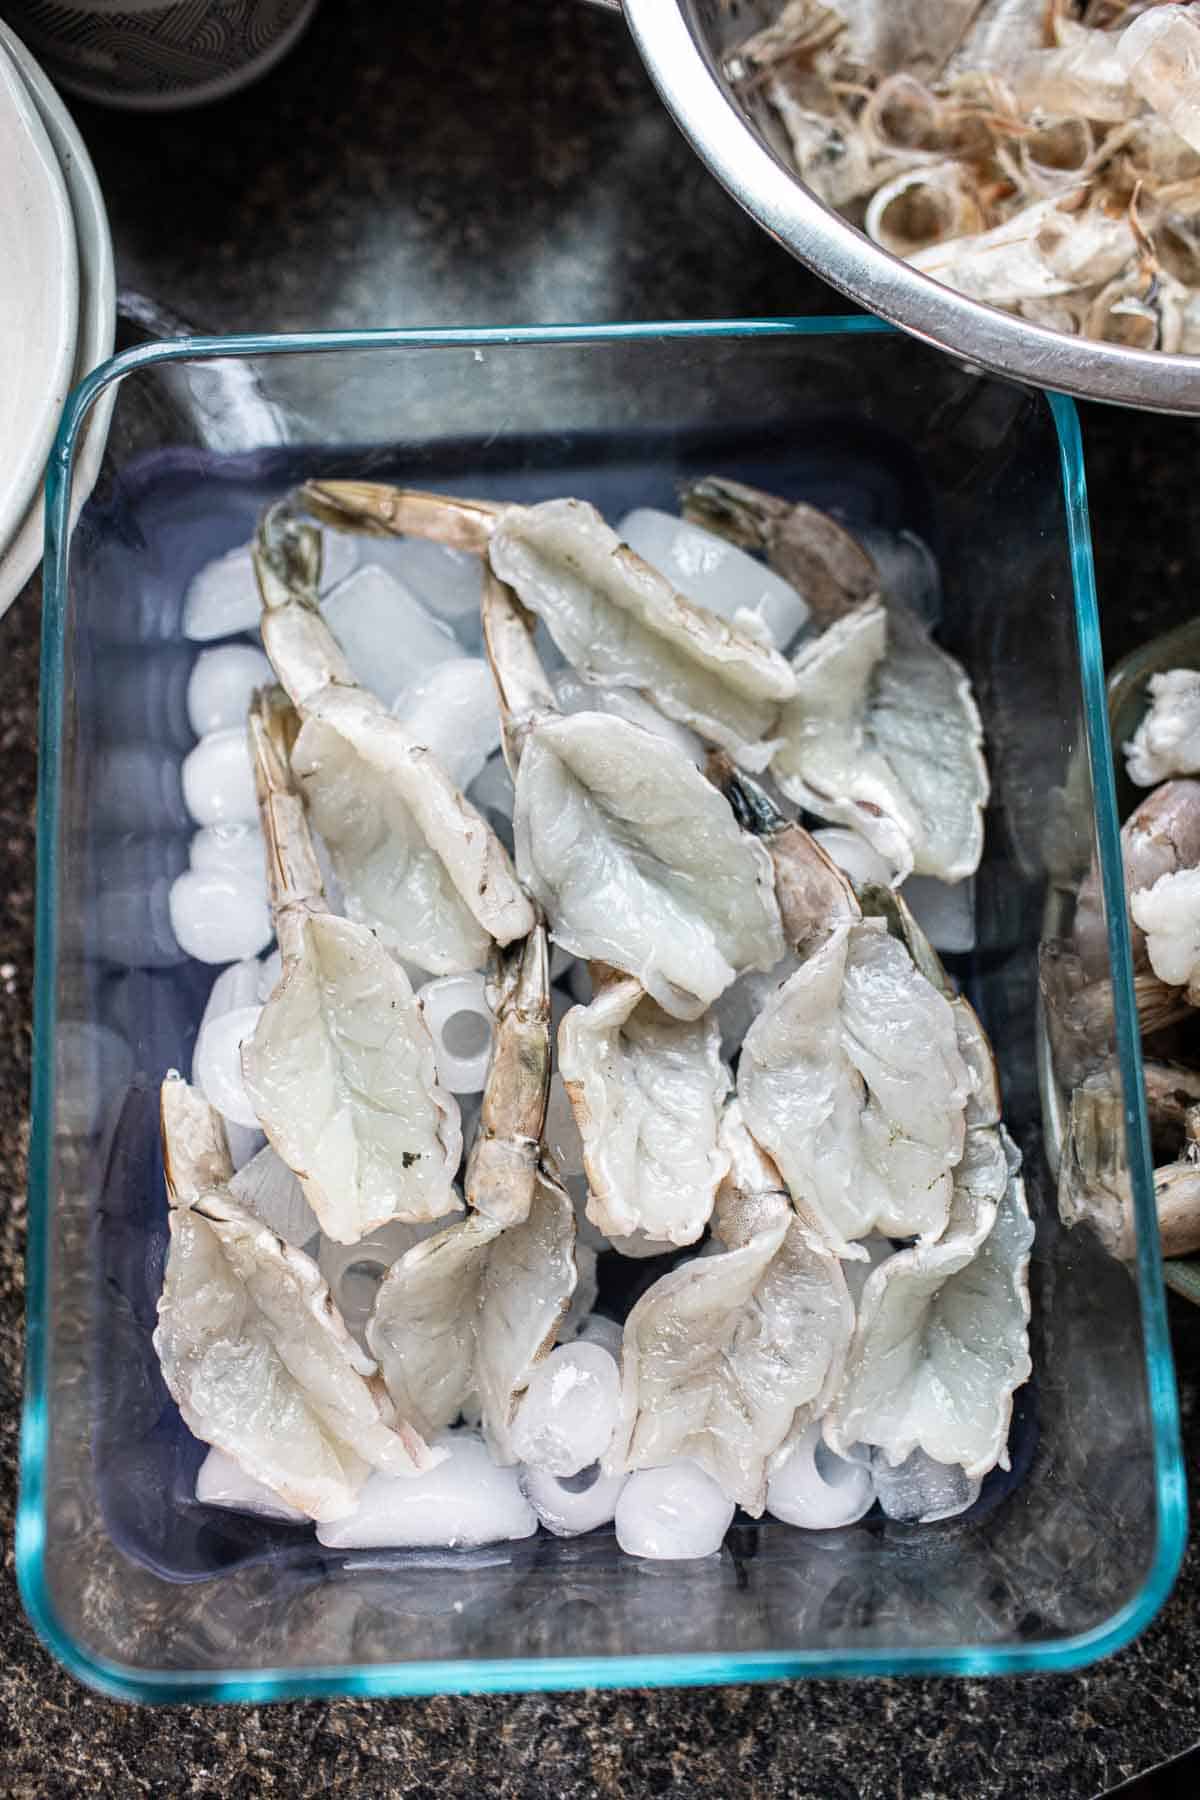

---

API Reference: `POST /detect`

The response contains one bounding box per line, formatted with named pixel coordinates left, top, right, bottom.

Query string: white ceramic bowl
left=0, top=40, right=78, bottom=582
left=0, top=23, right=115, bottom=618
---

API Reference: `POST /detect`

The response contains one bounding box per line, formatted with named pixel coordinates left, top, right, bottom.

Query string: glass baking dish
left=18, top=318, right=1187, bottom=1701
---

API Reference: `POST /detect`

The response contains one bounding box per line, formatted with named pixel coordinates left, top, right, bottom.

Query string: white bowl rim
left=0, top=41, right=79, bottom=565
left=0, top=22, right=115, bottom=619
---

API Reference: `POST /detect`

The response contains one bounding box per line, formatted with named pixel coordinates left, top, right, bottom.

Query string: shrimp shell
left=480, top=566, right=559, bottom=775
left=910, top=193, right=1136, bottom=306
left=464, top=924, right=552, bottom=1229
left=865, top=161, right=987, bottom=257
left=302, top=481, right=499, bottom=553
left=1003, top=18, right=1137, bottom=125
left=706, top=752, right=862, bottom=948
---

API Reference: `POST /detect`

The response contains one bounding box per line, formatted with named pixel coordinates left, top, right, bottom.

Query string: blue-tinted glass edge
left=1046, top=388, right=1187, bottom=1630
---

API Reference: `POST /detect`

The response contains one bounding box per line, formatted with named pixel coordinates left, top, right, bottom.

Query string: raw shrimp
left=155, top=1076, right=442, bottom=1522
left=239, top=690, right=463, bottom=1243
left=737, top=916, right=974, bottom=1254
left=477, top=577, right=786, bottom=1017
left=559, top=967, right=731, bottom=1247
left=685, top=481, right=988, bottom=881
left=1059, top=1069, right=1200, bottom=1259
left=365, top=1164, right=578, bottom=1465
left=253, top=500, right=533, bottom=971
left=824, top=1127, right=1033, bottom=1480
left=609, top=1101, right=853, bottom=1515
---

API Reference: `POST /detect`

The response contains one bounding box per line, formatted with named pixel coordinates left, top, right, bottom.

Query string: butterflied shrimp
left=155, top=1075, right=443, bottom=1522
left=240, top=689, right=463, bottom=1243
left=253, top=500, right=533, bottom=970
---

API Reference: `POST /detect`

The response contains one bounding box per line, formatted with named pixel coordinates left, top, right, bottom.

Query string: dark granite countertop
left=1, top=2, right=1198, bottom=1793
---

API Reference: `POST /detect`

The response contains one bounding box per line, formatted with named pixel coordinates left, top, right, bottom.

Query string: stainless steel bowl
left=597, top=0, right=1200, bottom=413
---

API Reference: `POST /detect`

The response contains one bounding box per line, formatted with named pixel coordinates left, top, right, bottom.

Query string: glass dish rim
left=17, top=315, right=1187, bottom=1702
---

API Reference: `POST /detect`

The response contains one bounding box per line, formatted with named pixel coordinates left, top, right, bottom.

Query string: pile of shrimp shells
left=731, top=2, right=1200, bottom=351
left=153, top=474, right=1034, bottom=1563
left=1051, top=665, right=1200, bottom=1262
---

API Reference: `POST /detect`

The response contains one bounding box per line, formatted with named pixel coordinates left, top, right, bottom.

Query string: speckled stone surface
left=1, top=2, right=1199, bottom=1793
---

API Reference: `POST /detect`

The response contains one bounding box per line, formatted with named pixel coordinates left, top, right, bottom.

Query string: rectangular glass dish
left=18, top=318, right=1187, bottom=1701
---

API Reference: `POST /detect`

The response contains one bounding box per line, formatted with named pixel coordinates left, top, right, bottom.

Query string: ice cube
left=510, top=1341, right=620, bottom=1475
left=543, top=1074, right=585, bottom=1180
left=318, top=1216, right=447, bottom=1342
left=520, top=1460, right=627, bottom=1537
left=54, top=1021, right=135, bottom=1138
left=854, top=527, right=942, bottom=626
left=552, top=668, right=705, bottom=765
left=417, top=972, right=493, bottom=1092
left=191, top=963, right=268, bottom=1153
left=93, top=836, right=188, bottom=968
left=229, top=1145, right=319, bottom=1246
left=765, top=1422, right=875, bottom=1530
left=901, top=874, right=976, bottom=954
left=316, top=1430, right=538, bottom=1549
left=183, top=535, right=357, bottom=643
left=187, top=644, right=274, bottom=737
left=321, top=563, right=460, bottom=709
left=367, top=535, right=485, bottom=631
left=168, top=869, right=273, bottom=965
left=869, top=1446, right=981, bottom=1524
left=811, top=827, right=895, bottom=888
left=316, top=531, right=359, bottom=593
left=614, top=1461, right=735, bottom=1560
left=618, top=507, right=809, bottom=650
left=94, top=747, right=189, bottom=836
left=198, top=955, right=262, bottom=1025
left=395, top=657, right=501, bottom=790
left=181, top=728, right=258, bottom=829
left=183, top=545, right=261, bottom=642
left=225, top=1121, right=266, bottom=1171
left=195, top=1447, right=309, bottom=1522
left=190, top=822, right=267, bottom=882
left=192, top=1003, right=264, bottom=1129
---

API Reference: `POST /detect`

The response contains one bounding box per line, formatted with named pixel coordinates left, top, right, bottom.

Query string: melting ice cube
left=321, top=563, right=460, bottom=710
left=614, top=1460, right=735, bottom=1561
left=316, top=1430, right=538, bottom=1549
left=619, top=507, right=809, bottom=651
left=187, top=643, right=274, bottom=736
left=509, top=1341, right=620, bottom=1476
